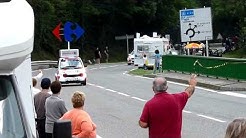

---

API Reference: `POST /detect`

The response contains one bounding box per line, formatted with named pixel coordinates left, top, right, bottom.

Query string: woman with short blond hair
left=225, top=118, right=246, bottom=138
left=60, top=91, right=96, bottom=138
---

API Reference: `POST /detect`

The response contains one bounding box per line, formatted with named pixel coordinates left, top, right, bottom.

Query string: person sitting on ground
left=225, top=118, right=246, bottom=138
left=60, top=91, right=97, bottom=138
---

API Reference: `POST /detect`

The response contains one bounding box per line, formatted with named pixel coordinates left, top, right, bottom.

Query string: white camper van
left=0, top=0, right=36, bottom=137
left=0, top=1, right=74, bottom=138
left=134, top=33, right=169, bottom=68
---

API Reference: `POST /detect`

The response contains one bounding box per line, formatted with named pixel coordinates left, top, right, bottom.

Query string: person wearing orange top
left=60, top=91, right=96, bottom=138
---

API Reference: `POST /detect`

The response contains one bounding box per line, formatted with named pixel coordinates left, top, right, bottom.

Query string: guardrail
left=162, top=55, right=246, bottom=81
left=31, top=60, right=57, bottom=70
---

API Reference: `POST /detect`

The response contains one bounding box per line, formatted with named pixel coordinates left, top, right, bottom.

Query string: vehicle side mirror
left=53, top=120, right=72, bottom=138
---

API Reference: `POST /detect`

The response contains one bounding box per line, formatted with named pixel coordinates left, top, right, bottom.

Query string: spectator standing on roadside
left=139, top=74, right=197, bottom=138
left=60, top=91, right=97, bottom=138
left=32, top=70, right=43, bottom=95
left=94, top=47, right=101, bottom=64
left=34, top=78, right=51, bottom=138
left=104, top=46, right=109, bottom=63
left=45, top=80, right=67, bottom=138
left=225, top=118, right=246, bottom=138
left=153, top=49, right=161, bottom=74
left=143, top=54, right=148, bottom=70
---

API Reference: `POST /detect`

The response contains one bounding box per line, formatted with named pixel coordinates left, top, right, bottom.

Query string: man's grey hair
left=153, top=76, right=168, bottom=92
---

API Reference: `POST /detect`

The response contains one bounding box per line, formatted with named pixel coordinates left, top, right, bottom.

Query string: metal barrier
left=162, top=55, right=246, bottom=81
left=31, top=60, right=57, bottom=70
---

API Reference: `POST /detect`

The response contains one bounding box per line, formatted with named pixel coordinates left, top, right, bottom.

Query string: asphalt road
left=35, top=63, right=246, bottom=138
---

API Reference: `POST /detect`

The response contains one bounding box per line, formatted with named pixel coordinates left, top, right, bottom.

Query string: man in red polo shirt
left=139, top=74, right=197, bottom=138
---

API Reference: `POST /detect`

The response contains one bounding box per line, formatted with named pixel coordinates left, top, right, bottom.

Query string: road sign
left=52, top=22, right=62, bottom=42
left=52, top=21, right=85, bottom=42
left=180, top=7, right=213, bottom=42
left=115, top=35, right=134, bottom=40
left=64, top=21, right=84, bottom=42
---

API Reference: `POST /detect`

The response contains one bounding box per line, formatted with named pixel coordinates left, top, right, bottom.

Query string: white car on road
left=55, top=57, right=87, bottom=85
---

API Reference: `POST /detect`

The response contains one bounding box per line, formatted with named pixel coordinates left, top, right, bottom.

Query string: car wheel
left=81, top=79, right=86, bottom=86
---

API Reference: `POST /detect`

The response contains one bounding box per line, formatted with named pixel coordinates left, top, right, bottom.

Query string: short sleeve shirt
left=140, top=92, right=188, bottom=138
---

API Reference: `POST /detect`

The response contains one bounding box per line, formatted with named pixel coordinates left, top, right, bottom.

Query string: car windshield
left=0, top=76, right=25, bottom=137
left=60, top=58, right=83, bottom=69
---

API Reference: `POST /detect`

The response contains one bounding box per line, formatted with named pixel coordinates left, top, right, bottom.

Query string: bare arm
left=139, top=120, right=148, bottom=128
left=185, top=74, right=197, bottom=98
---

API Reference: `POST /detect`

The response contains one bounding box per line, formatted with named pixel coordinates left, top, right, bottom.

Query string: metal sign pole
left=126, top=34, right=129, bottom=55
left=68, top=41, right=70, bottom=49
left=206, top=37, right=209, bottom=57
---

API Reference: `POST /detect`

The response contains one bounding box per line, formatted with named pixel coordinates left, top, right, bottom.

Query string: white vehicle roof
left=0, top=0, right=34, bottom=71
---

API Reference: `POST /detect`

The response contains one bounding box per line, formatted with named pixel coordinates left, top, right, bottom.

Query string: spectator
left=45, top=80, right=67, bottom=138
left=225, top=118, right=246, bottom=138
left=34, top=78, right=51, bottom=138
left=32, top=70, right=43, bottom=95
left=143, top=54, right=148, bottom=70
left=60, top=91, right=97, bottom=138
left=139, top=74, right=197, bottom=138
left=153, top=49, right=161, bottom=74
left=94, top=47, right=101, bottom=64
left=104, top=46, right=109, bottom=63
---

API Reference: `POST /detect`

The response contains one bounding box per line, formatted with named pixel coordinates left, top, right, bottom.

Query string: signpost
left=52, top=21, right=85, bottom=49
left=115, top=34, right=134, bottom=55
left=180, top=7, right=213, bottom=56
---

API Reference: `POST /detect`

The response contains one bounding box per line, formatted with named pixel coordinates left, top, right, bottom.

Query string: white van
left=134, top=33, right=169, bottom=68
left=0, top=1, right=73, bottom=137
left=0, top=0, right=36, bottom=137
left=55, top=49, right=87, bottom=85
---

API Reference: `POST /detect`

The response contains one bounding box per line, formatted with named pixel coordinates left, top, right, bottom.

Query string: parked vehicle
left=55, top=49, right=87, bottom=86
left=127, top=50, right=134, bottom=65
left=134, top=32, right=169, bottom=68
left=0, top=1, right=72, bottom=137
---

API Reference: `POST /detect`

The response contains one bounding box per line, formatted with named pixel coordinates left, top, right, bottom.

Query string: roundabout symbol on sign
left=184, top=23, right=200, bottom=41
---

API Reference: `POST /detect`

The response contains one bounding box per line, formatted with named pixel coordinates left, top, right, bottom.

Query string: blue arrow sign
left=64, top=21, right=85, bottom=42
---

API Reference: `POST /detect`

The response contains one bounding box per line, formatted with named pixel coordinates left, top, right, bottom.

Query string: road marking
left=95, top=85, right=105, bottom=89
left=197, top=114, right=226, bottom=123
left=218, top=92, right=246, bottom=98
left=89, top=65, right=119, bottom=71
left=131, top=97, right=146, bottom=102
left=105, top=89, right=117, bottom=93
left=97, top=134, right=102, bottom=138
left=183, top=110, right=192, bottom=114
left=118, top=92, right=130, bottom=97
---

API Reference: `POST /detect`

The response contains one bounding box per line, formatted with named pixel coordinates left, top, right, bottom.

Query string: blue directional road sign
left=64, top=21, right=85, bottom=42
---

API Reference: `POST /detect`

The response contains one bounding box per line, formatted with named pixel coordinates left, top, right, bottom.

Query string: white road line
left=95, top=85, right=105, bottom=89
left=118, top=92, right=130, bottom=97
left=88, top=83, right=96, bottom=86
left=218, top=92, right=246, bottom=98
left=183, top=110, right=192, bottom=114
left=197, top=114, right=226, bottom=123
left=105, top=89, right=117, bottom=93
left=131, top=97, right=146, bottom=102
left=97, top=134, right=102, bottom=138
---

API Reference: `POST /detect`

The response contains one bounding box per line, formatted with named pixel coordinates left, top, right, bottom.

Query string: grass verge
left=128, top=68, right=153, bottom=76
